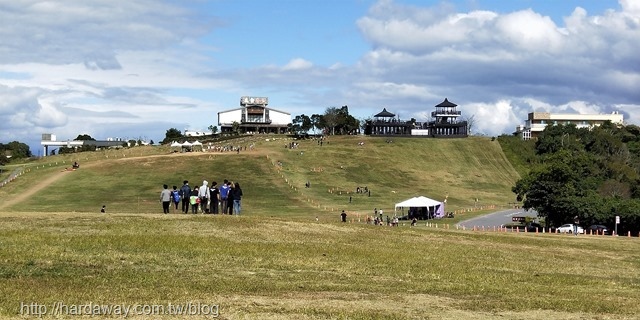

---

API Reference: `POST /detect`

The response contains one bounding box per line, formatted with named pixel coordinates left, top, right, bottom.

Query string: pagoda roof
left=374, top=108, right=395, bottom=117
left=436, top=98, right=457, bottom=108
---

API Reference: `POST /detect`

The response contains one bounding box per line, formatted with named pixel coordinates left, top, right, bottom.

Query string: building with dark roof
left=365, top=98, right=468, bottom=138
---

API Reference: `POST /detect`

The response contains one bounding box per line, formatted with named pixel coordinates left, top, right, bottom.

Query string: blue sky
left=0, top=0, right=638, bottom=155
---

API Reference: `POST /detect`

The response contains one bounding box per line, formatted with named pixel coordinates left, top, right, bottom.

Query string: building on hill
left=365, top=108, right=413, bottom=135
left=365, top=98, right=468, bottom=138
left=40, top=133, right=125, bottom=157
left=514, top=111, right=624, bottom=140
left=218, top=96, right=291, bottom=134
left=422, top=98, right=468, bottom=137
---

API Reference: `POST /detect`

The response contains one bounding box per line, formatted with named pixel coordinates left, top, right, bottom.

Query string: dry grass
left=1, top=212, right=639, bottom=319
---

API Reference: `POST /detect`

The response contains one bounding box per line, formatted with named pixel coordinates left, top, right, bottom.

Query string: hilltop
left=0, top=135, right=520, bottom=217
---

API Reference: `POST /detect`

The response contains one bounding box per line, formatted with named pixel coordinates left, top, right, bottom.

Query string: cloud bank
left=0, top=0, right=638, bottom=154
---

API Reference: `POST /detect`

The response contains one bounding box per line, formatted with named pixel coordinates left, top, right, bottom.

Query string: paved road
left=458, top=208, right=538, bottom=229
left=0, top=167, right=24, bottom=187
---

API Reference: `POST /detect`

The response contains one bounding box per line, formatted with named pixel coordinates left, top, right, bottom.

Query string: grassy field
left=1, top=135, right=639, bottom=319
left=1, top=213, right=639, bottom=319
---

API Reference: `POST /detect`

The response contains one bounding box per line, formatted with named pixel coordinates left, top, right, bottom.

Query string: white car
left=556, top=224, right=584, bottom=234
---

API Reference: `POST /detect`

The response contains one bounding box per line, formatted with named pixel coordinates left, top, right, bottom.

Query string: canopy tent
left=170, top=141, right=182, bottom=152
left=395, top=196, right=441, bottom=210
left=395, top=196, right=444, bottom=220
left=191, top=140, right=203, bottom=152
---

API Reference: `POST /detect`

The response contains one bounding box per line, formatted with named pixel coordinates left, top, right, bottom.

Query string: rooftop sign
left=240, top=96, right=268, bottom=106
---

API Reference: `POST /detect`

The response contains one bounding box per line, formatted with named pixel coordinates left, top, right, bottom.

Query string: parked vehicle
left=587, top=224, right=610, bottom=235
left=556, top=224, right=584, bottom=234
left=525, top=222, right=543, bottom=232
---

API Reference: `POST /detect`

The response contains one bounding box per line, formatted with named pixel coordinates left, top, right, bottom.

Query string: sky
left=1, top=0, right=639, bottom=156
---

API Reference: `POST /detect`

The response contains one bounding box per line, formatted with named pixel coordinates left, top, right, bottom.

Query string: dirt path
left=0, top=149, right=273, bottom=211
left=0, top=162, right=99, bottom=211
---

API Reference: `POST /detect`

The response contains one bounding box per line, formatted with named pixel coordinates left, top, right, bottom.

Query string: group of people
left=160, top=179, right=243, bottom=215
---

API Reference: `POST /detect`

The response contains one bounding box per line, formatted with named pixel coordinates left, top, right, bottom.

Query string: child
left=190, top=187, right=199, bottom=214
left=100, top=205, right=106, bottom=213
left=171, top=186, right=181, bottom=211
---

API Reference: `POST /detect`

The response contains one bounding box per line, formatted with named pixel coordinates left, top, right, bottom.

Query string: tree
left=310, top=114, right=323, bottom=135
left=512, top=149, right=602, bottom=227
left=0, top=143, right=8, bottom=165
left=465, top=114, right=476, bottom=135
left=336, top=106, right=359, bottom=135
left=232, top=121, right=240, bottom=135
left=6, top=141, right=32, bottom=159
left=322, top=107, right=339, bottom=135
left=320, top=106, right=359, bottom=135
left=291, top=114, right=312, bottom=136
left=75, top=134, right=95, bottom=141
left=162, top=128, right=183, bottom=144
left=208, top=125, right=218, bottom=135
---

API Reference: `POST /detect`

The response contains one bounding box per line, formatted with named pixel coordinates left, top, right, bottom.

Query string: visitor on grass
left=225, top=181, right=234, bottom=215
left=341, top=210, right=347, bottom=222
left=199, top=180, right=210, bottom=213
left=190, top=187, right=199, bottom=214
left=171, top=186, right=180, bottom=211
left=220, top=179, right=230, bottom=214
left=233, top=182, right=243, bottom=215
left=160, top=184, right=172, bottom=214
left=180, top=180, right=191, bottom=214
left=209, top=181, right=220, bottom=214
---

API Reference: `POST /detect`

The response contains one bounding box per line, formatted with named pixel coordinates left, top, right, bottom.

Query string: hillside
left=2, top=136, right=639, bottom=319
left=0, top=135, right=520, bottom=218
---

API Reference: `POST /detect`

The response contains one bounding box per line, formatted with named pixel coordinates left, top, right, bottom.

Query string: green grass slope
left=1, top=136, right=520, bottom=218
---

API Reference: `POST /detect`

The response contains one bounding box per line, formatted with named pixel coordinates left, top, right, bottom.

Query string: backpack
left=172, top=190, right=180, bottom=203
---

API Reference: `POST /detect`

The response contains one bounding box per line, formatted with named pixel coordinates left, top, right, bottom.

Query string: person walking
left=180, top=180, right=191, bottom=213
left=225, top=181, right=234, bottom=215
left=341, top=210, right=347, bottom=222
left=160, top=184, right=171, bottom=214
left=573, top=215, right=580, bottom=236
left=209, top=181, right=220, bottom=214
left=190, top=187, right=199, bottom=214
left=171, top=186, right=181, bottom=211
left=199, top=180, right=210, bottom=213
left=219, top=179, right=230, bottom=214
left=232, top=182, right=243, bottom=215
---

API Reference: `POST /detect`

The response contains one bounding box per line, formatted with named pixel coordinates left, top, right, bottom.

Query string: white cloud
left=283, top=58, right=313, bottom=70
left=1, top=0, right=640, bottom=154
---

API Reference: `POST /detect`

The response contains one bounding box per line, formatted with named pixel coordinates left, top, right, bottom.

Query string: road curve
left=457, top=208, right=538, bottom=229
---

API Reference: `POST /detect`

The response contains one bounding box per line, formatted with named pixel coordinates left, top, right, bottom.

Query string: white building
left=217, top=96, right=291, bottom=134
left=40, top=133, right=124, bottom=156
left=515, top=112, right=624, bottom=140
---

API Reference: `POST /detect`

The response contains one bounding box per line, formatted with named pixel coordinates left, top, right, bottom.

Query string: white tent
left=191, top=140, right=203, bottom=151
left=170, top=141, right=181, bottom=147
left=394, top=196, right=441, bottom=210
left=181, top=141, right=192, bottom=147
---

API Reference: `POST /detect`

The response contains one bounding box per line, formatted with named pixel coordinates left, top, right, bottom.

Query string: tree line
left=290, top=106, right=360, bottom=136
left=503, top=122, right=640, bottom=234
left=0, top=141, right=32, bottom=165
